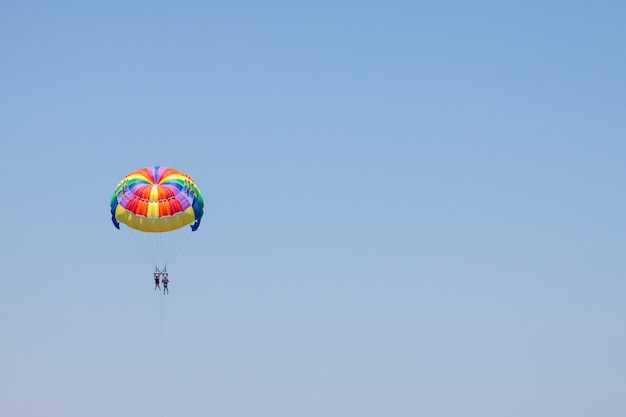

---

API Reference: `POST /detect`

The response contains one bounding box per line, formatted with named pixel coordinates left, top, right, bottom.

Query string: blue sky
left=2, top=1, right=626, bottom=416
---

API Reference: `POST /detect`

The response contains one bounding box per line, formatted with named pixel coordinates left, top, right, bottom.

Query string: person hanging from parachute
left=162, top=275, right=169, bottom=294
left=110, top=166, right=204, bottom=291
left=154, top=273, right=161, bottom=291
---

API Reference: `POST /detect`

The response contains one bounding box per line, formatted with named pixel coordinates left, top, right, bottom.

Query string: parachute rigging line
left=161, top=290, right=165, bottom=417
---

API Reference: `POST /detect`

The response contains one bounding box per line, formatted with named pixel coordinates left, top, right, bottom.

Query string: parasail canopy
left=111, top=166, right=204, bottom=233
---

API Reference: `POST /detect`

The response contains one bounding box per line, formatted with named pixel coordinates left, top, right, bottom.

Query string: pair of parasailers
left=154, top=273, right=170, bottom=294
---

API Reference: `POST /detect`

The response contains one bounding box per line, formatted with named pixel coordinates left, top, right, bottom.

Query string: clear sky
left=2, top=1, right=625, bottom=416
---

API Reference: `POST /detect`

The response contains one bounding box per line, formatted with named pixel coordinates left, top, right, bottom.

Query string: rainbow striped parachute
left=110, top=166, right=204, bottom=271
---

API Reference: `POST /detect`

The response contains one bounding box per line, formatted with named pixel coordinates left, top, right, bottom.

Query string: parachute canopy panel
left=111, top=166, right=204, bottom=233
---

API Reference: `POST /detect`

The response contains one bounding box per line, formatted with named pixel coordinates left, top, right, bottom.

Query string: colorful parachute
left=110, top=166, right=204, bottom=271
